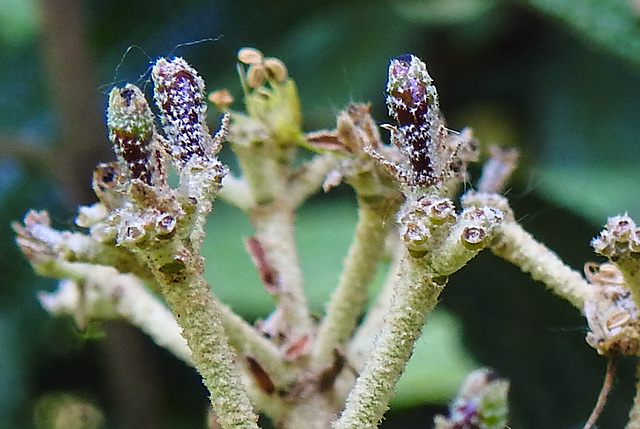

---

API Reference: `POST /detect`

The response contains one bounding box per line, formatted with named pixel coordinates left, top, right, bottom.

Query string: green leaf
left=0, top=0, right=38, bottom=46
left=535, top=164, right=640, bottom=225
left=516, top=0, right=640, bottom=66
left=391, top=0, right=498, bottom=25
left=203, top=198, right=362, bottom=319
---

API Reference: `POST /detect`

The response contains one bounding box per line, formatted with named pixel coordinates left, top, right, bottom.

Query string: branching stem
left=312, top=200, right=392, bottom=367
left=333, top=253, right=443, bottom=429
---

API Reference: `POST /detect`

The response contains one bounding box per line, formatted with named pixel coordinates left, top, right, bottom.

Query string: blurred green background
left=3, top=0, right=640, bottom=427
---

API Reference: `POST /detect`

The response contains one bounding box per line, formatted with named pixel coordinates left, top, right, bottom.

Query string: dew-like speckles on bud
left=366, top=54, right=468, bottom=193
left=152, top=57, right=209, bottom=168
left=461, top=226, right=486, bottom=250
left=107, top=85, right=157, bottom=185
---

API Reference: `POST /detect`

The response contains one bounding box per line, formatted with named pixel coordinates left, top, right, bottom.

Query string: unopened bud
left=246, top=63, right=267, bottom=88
left=152, top=57, right=209, bottom=168
left=237, top=47, right=264, bottom=65
left=208, top=89, right=234, bottom=110
left=461, top=226, right=487, bottom=250
left=263, top=57, right=288, bottom=82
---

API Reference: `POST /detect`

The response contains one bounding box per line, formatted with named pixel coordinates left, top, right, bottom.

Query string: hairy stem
left=348, top=244, right=404, bottom=370
left=153, top=253, right=259, bottom=429
left=289, top=154, right=339, bottom=208
left=626, top=358, right=640, bottom=429
left=312, top=200, right=392, bottom=367
left=333, top=254, right=443, bottom=429
left=491, top=221, right=590, bottom=309
left=252, top=203, right=313, bottom=336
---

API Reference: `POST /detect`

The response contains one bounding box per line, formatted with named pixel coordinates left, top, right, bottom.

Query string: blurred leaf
left=0, top=0, right=39, bottom=47
left=535, top=165, right=640, bottom=225
left=393, top=308, right=477, bottom=407
left=524, top=36, right=640, bottom=226
left=0, top=315, right=26, bottom=427
left=391, top=0, right=498, bottom=25
left=516, top=0, right=640, bottom=66
left=203, top=197, right=362, bottom=319
left=272, top=2, right=420, bottom=129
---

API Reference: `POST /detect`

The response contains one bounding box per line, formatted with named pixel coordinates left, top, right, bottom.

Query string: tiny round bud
left=246, top=64, right=267, bottom=88
left=612, top=219, right=634, bottom=242
left=461, top=207, right=486, bottom=222
left=123, top=225, right=145, bottom=243
left=156, top=214, right=177, bottom=237
left=429, top=200, right=456, bottom=224
left=401, top=222, right=430, bottom=257
left=631, top=229, right=640, bottom=252
left=237, top=47, right=264, bottom=64
left=461, top=226, right=486, bottom=250
left=263, top=57, right=288, bottom=82
left=208, top=89, right=234, bottom=110
left=402, top=223, right=429, bottom=246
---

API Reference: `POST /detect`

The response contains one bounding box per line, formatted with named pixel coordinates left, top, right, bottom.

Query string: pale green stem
left=281, top=393, right=342, bottom=429
left=332, top=254, right=444, bottom=429
left=24, top=215, right=287, bottom=388
left=312, top=201, right=391, bottom=367
left=612, top=258, right=640, bottom=317
left=152, top=250, right=259, bottom=429
left=219, top=301, right=294, bottom=385
left=335, top=203, right=499, bottom=428
left=234, top=144, right=283, bottom=205
left=289, top=153, right=339, bottom=209
left=37, top=262, right=193, bottom=364
left=253, top=203, right=313, bottom=335
left=491, top=221, right=590, bottom=309
left=220, top=173, right=255, bottom=212
left=348, top=244, right=404, bottom=370
left=626, top=359, right=640, bottom=429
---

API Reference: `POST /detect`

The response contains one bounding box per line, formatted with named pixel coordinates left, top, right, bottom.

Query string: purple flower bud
left=152, top=57, right=209, bottom=168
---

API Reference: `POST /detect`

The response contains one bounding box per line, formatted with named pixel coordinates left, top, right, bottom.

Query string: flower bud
left=152, top=57, right=209, bottom=168
left=107, top=85, right=156, bottom=185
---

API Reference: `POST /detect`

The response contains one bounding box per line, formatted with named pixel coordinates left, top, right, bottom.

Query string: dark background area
left=2, top=0, right=640, bottom=427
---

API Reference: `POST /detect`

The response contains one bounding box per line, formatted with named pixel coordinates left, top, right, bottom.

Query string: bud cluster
left=99, top=56, right=228, bottom=247
left=434, top=369, right=509, bottom=429
left=399, top=196, right=457, bottom=257
left=584, top=262, right=640, bottom=355
left=591, top=214, right=640, bottom=259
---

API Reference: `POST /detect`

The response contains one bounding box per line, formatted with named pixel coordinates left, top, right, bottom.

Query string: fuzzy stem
left=312, top=200, right=391, bottom=367
left=281, top=394, right=341, bottom=429
left=220, top=174, right=254, bottom=212
left=612, top=258, right=640, bottom=316
left=626, top=358, right=640, bottom=429
left=38, top=263, right=193, bottom=364
left=153, top=255, right=259, bottom=429
left=491, top=221, right=590, bottom=309
left=252, top=203, right=313, bottom=335
left=219, top=302, right=293, bottom=385
left=583, top=353, right=618, bottom=429
left=333, top=254, right=443, bottom=429
left=348, top=244, right=404, bottom=370
left=289, top=154, right=339, bottom=208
